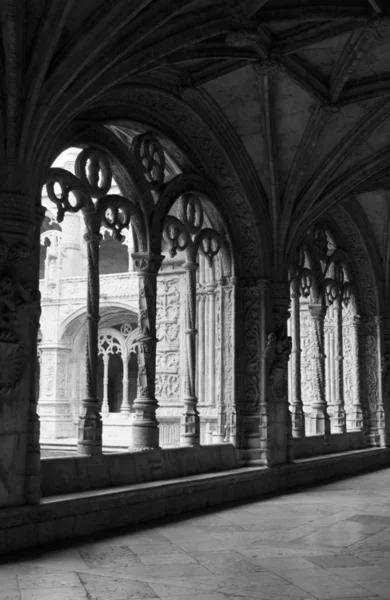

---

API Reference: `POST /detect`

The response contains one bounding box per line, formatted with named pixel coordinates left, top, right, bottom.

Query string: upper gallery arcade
left=0, top=0, right=390, bottom=553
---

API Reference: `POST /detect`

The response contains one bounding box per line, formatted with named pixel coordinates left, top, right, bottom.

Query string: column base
left=291, top=405, right=305, bottom=438
left=309, top=407, right=331, bottom=435
left=38, top=400, right=75, bottom=440
left=346, top=406, right=364, bottom=432
left=180, top=401, right=200, bottom=446
left=330, top=406, right=346, bottom=434
left=131, top=420, right=160, bottom=449
left=77, top=399, right=102, bottom=455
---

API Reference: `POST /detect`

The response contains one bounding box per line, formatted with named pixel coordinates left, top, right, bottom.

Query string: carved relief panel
left=155, top=275, right=181, bottom=405
left=300, top=305, right=315, bottom=416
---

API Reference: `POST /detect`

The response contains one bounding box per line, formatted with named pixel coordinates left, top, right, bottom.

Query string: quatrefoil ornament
left=46, top=169, right=87, bottom=222
left=178, top=193, right=204, bottom=235
left=133, top=132, right=166, bottom=190
left=163, top=216, right=191, bottom=257
left=198, top=229, right=222, bottom=267
left=75, top=149, right=112, bottom=198
left=96, top=195, right=132, bottom=241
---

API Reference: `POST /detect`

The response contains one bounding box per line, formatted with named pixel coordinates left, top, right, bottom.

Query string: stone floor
left=2, top=469, right=390, bottom=600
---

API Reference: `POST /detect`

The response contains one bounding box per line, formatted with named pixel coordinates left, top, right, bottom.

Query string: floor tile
left=17, top=571, right=81, bottom=590
left=138, top=551, right=197, bottom=565
left=3, top=469, right=390, bottom=600
left=79, top=545, right=141, bottom=568
left=20, top=589, right=87, bottom=600
left=79, top=572, right=157, bottom=599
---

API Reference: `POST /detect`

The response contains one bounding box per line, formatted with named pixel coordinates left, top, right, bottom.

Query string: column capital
left=183, top=260, right=199, bottom=272
left=84, top=231, right=102, bottom=244
left=290, top=278, right=301, bottom=299
left=309, top=303, right=327, bottom=319
left=132, top=252, right=164, bottom=274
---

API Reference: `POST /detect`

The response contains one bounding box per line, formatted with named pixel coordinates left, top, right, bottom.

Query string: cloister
left=0, top=0, right=390, bottom=569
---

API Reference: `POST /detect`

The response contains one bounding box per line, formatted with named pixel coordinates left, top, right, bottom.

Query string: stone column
left=0, top=189, right=41, bottom=507
left=331, top=297, right=346, bottom=433
left=269, top=281, right=293, bottom=464
left=59, top=212, right=81, bottom=277
left=290, top=280, right=305, bottom=438
left=235, top=279, right=263, bottom=464
left=347, top=314, right=364, bottom=431
left=197, top=293, right=206, bottom=402
left=308, top=303, right=331, bottom=435
left=131, top=252, right=164, bottom=449
left=204, top=286, right=210, bottom=403
left=25, top=203, right=46, bottom=505
left=101, top=354, right=110, bottom=415
left=181, top=256, right=200, bottom=446
left=121, top=354, right=131, bottom=414
left=206, top=282, right=217, bottom=405
left=78, top=230, right=103, bottom=455
left=375, top=316, right=386, bottom=446
left=38, top=344, right=73, bottom=439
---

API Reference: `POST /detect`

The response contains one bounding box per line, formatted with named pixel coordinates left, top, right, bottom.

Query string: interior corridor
left=2, top=469, right=390, bottom=600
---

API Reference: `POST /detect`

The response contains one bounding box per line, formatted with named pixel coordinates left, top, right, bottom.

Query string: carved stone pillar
left=78, top=231, right=103, bottom=455
left=347, top=315, right=364, bottom=431
left=38, top=344, right=73, bottom=438
left=375, top=316, right=386, bottom=446
left=0, top=189, right=41, bottom=507
left=131, top=252, right=163, bottom=449
left=206, top=281, right=217, bottom=405
left=308, top=303, right=331, bottom=435
left=197, top=293, right=206, bottom=403
left=290, top=280, right=305, bottom=438
left=102, top=354, right=109, bottom=415
left=331, top=297, right=346, bottom=433
left=268, top=281, right=293, bottom=464
left=236, top=279, right=263, bottom=464
left=120, top=355, right=131, bottom=415
left=181, top=258, right=200, bottom=446
left=382, top=318, right=390, bottom=447
left=25, top=203, right=46, bottom=505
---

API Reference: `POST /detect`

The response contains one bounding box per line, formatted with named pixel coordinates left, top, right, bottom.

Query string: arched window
left=288, top=223, right=362, bottom=439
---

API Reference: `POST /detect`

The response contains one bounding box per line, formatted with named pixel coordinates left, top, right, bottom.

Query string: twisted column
left=120, top=355, right=131, bottom=415
left=131, top=252, right=163, bottom=449
left=290, top=280, right=305, bottom=438
left=332, top=296, right=346, bottom=433
left=181, top=258, right=200, bottom=446
left=78, top=230, right=103, bottom=455
left=308, top=303, right=330, bottom=435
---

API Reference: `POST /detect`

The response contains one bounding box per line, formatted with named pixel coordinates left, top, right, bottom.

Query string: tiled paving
left=2, top=469, right=390, bottom=599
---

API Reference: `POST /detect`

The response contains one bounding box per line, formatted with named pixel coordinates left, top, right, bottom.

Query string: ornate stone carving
left=132, top=132, right=166, bottom=191
left=308, top=303, right=331, bottom=435
left=0, top=239, right=31, bottom=395
left=131, top=252, right=164, bottom=448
